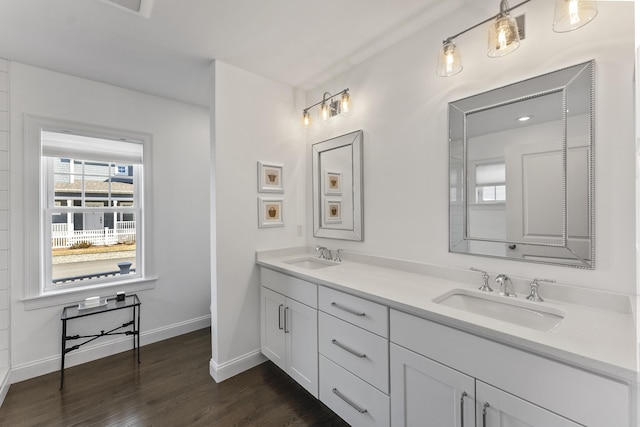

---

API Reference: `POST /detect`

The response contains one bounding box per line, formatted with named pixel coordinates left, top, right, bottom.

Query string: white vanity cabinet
left=390, top=309, right=629, bottom=427
left=390, top=343, right=580, bottom=427
left=390, top=343, right=475, bottom=426
left=318, top=286, right=391, bottom=427
left=260, top=268, right=318, bottom=398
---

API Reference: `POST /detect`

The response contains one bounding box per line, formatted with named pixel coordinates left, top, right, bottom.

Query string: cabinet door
left=286, top=297, right=319, bottom=398
left=260, top=286, right=286, bottom=371
left=476, top=382, right=581, bottom=427
left=391, top=343, right=475, bottom=427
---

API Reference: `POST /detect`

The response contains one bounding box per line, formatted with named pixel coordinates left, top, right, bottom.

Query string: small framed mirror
left=312, top=130, right=363, bottom=241
left=449, top=61, right=594, bottom=268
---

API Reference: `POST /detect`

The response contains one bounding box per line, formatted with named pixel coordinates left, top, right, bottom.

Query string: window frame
left=23, top=115, right=156, bottom=309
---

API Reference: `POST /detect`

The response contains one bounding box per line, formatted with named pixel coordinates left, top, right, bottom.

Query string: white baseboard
left=0, top=369, right=10, bottom=407
left=10, top=315, right=211, bottom=384
left=209, top=349, right=266, bottom=383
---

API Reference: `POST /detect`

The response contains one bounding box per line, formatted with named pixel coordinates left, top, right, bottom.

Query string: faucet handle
left=315, top=246, right=327, bottom=259
left=526, top=278, right=555, bottom=302
left=471, top=267, right=492, bottom=292
left=334, top=249, right=342, bottom=262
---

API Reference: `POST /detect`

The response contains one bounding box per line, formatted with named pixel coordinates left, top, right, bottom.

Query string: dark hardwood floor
left=0, top=328, right=349, bottom=426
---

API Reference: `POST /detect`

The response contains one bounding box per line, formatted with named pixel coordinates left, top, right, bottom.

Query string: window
left=474, top=162, right=506, bottom=203
left=24, top=116, right=153, bottom=304
left=43, top=131, right=143, bottom=292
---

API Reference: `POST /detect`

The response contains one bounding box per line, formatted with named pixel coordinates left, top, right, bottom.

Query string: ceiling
left=0, top=0, right=471, bottom=107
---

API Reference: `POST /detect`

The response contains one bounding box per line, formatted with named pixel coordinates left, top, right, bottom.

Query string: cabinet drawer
left=319, top=312, right=389, bottom=393
left=319, top=286, right=388, bottom=337
left=260, top=267, right=317, bottom=308
left=320, top=355, right=390, bottom=427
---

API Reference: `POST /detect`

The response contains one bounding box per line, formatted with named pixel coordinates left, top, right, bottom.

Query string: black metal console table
left=60, top=294, right=140, bottom=389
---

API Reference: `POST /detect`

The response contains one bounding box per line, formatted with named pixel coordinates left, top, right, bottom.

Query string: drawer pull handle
left=460, top=391, right=467, bottom=427
left=331, top=339, right=366, bottom=358
left=284, top=307, right=290, bottom=334
left=331, top=302, right=366, bottom=317
left=278, top=304, right=284, bottom=330
left=332, top=388, right=368, bottom=414
left=482, top=402, right=490, bottom=427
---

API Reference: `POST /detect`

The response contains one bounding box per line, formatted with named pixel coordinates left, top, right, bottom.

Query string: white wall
left=210, top=61, right=306, bottom=380
left=306, top=1, right=636, bottom=295
left=9, top=62, right=212, bottom=381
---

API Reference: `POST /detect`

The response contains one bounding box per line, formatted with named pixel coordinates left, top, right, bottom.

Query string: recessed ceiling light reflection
left=517, top=115, right=532, bottom=122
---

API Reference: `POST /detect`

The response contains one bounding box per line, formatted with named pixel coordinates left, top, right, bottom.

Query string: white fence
left=52, top=221, right=136, bottom=249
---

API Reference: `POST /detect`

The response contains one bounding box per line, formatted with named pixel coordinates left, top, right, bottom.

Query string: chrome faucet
left=315, top=246, right=330, bottom=259
left=526, top=278, right=555, bottom=302
left=315, top=246, right=342, bottom=262
left=495, top=274, right=517, bottom=297
left=471, top=267, right=492, bottom=292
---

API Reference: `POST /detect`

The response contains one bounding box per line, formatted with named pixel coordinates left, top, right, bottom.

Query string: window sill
left=21, top=276, right=157, bottom=311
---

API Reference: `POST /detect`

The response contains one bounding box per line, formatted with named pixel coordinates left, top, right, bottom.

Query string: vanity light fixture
left=437, top=0, right=528, bottom=77
left=437, top=0, right=598, bottom=77
left=553, top=0, right=598, bottom=32
left=302, top=89, right=351, bottom=129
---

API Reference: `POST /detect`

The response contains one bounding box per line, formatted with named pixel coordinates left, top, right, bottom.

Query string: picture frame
left=324, top=170, right=342, bottom=195
left=324, top=200, right=342, bottom=224
left=258, top=197, right=284, bottom=228
left=258, top=161, right=284, bottom=193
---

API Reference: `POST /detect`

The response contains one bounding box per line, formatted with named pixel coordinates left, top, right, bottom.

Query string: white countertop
left=257, top=249, right=638, bottom=383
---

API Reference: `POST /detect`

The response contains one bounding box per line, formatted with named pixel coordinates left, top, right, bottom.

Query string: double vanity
left=256, top=60, right=636, bottom=426
left=258, top=248, right=636, bottom=427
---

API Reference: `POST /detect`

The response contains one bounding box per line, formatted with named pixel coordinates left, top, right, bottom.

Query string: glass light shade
left=487, top=15, right=520, bottom=57
left=340, top=92, right=351, bottom=114
left=553, top=0, right=598, bottom=32
left=302, top=110, right=311, bottom=128
left=319, top=102, right=330, bottom=123
left=436, top=41, right=463, bottom=77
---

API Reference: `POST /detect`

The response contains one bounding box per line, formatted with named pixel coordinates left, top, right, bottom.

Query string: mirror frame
left=312, top=129, right=364, bottom=241
left=448, top=61, right=595, bottom=269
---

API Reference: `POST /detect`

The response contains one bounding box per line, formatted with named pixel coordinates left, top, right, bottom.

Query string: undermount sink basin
left=283, top=257, right=339, bottom=270
left=434, top=289, right=565, bottom=332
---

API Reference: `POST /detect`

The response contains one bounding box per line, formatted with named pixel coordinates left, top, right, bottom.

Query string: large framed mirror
left=312, top=130, right=363, bottom=241
left=449, top=61, right=594, bottom=268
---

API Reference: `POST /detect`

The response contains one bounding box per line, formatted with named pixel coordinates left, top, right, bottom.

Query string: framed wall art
left=258, top=197, right=284, bottom=228
left=324, top=200, right=342, bottom=224
left=258, top=161, right=283, bottom=193
left=324, top=170, right=342, bottom=195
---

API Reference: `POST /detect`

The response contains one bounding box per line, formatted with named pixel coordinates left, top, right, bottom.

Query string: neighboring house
left=52, top=158, right=134, bottom=232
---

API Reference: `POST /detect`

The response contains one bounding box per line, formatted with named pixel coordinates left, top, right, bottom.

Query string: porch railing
left=52, top=221, right=136, bottom=249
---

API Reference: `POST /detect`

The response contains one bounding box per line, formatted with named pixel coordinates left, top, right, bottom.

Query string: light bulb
left=569, top=0, right=580, bottom=25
